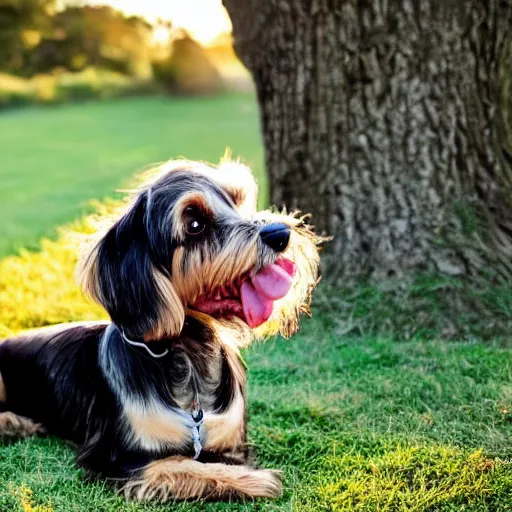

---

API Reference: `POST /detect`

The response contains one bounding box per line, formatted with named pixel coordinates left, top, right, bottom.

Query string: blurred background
left=3, top=2, right=512, bottom=510
left=0, top=0, right=263, bottom=258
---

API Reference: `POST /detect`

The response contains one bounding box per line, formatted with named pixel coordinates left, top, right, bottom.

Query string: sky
left=84, top=0, right=232, bottom=44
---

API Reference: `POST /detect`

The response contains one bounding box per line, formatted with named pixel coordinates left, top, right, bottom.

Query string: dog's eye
left=187, top=218, right=205, bottom=235
left=184, top=207, right=207, bottom=236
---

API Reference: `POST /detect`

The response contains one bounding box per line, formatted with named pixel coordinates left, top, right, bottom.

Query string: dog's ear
left=78, top=194, right=185, bottom=341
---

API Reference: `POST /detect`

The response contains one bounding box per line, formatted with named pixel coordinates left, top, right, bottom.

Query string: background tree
left=0, top=0, right=54, bottom=74
left=30, top=6, right=153, bottom=77
left=153, top=34, right=222, bottom=96
left=223, top=0, right=512, bottom=282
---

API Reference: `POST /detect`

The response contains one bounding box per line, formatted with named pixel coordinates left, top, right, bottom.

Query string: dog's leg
left=202, top=387, right=246, bottom=457
left=122, top=456, right=282, bottom=501
left=0, top=412, right=45, bottom=437
left=0, top=373, right=45, bottom=438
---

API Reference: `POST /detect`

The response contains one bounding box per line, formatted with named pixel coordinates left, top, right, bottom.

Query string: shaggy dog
left=0, top=160, right=322, bottom=501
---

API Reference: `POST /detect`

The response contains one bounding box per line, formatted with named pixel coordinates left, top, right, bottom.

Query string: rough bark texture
left=223, top=0, right=512, bottom=281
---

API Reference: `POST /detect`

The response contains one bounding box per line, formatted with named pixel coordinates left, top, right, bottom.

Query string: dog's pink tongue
left=240, top=280, right=274, bottom=328
left=240, top=260, right=295, bottom=328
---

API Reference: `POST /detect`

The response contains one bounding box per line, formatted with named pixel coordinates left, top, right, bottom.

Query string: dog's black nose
left=260, top=223, right=290, bottom=252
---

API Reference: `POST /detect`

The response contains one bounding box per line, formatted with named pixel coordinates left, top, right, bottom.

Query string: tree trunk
left=223, top=0, right=512, bottom=281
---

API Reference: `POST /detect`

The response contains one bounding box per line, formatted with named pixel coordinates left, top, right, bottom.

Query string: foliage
left=0, top=0, right=55, bottom=74
left=0, top=3, right=249, bottom=101
left=0, top=72, right=32, bottom=106
left=153, top=35, right=223, bottom=96
left=206, top=34, right=254, bottom=93
left=0, top=3, right=153, bottom=78
left=30, top=6, right=153, bottom=78
left=0, top=68, right=157, bottom=108
left=0, top=216, right=105, bottom=338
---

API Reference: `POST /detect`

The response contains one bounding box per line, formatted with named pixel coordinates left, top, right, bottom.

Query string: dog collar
left=121, top=330, right=169, bottom=359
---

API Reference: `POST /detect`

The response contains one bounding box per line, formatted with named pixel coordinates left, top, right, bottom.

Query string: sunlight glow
left=85, top=0, right=232, bottom=45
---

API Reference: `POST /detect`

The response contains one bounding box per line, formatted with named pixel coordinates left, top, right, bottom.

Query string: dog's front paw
left=121, top=457, right=282, bottom=501
left=238, top=468, right=283, bottom=498
left=0, top=412, right=46, bottom=438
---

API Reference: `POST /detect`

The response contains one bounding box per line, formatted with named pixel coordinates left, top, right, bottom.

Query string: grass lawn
left=0, top=94, right=265, bottom=258
left=2, top=317, right=512, bottom=511
left=2, top=97, right=512, bottom=511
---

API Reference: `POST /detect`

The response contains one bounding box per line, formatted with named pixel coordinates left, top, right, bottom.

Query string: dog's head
left=79, top=160, right=323, bottom=342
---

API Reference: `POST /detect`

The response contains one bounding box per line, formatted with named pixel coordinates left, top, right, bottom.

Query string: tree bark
left=223, top=0, right=512, bottom=281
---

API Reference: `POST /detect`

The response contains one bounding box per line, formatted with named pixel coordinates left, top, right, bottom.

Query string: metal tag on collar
left=192, top=405, right=203, bottom=423
left=191, top=400, right=204, bottom=460
left=191, top=412, right=204, bottom=460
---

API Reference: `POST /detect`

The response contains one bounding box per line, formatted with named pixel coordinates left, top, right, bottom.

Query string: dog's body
left=0, top=160, right=321, bottom=501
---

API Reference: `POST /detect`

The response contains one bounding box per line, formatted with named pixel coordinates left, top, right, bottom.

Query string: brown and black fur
left=0, top=159, right=322, bottom=501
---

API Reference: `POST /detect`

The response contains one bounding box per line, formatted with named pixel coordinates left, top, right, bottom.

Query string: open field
left=0, top=94, right=265, bottom=258
left=1, top=97, right=512, bottom=511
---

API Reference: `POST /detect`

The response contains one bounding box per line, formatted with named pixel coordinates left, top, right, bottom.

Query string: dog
left=0, top=159, right=322, bottom=501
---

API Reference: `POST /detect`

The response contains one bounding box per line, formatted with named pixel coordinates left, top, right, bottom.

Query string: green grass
left=3, top=97, right=512, bottom=510
left=2, top=222, right=512, bottom=511
left=0, top=94, right=265, bottom=258
left=318, top=276, right=512, bottom=342
left=2, top=316, right=512, bottom=511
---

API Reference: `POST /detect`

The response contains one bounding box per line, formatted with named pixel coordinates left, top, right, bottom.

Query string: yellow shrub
left=0, top=68, right=155, bottom=109
left=0, top=73, right=32, bottom=107
left=0, top=216, right=107, bottom=337
left=31, top=74, right=57, bottom=103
